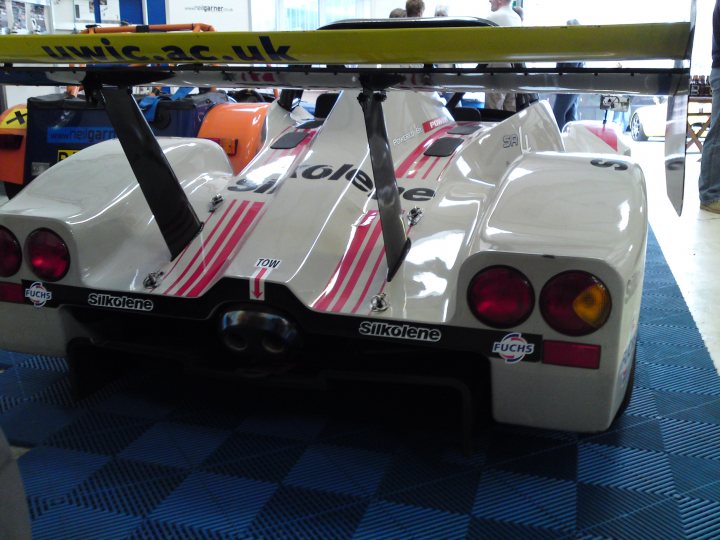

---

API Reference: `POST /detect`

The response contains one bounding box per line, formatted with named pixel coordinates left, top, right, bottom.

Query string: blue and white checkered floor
left=1, top=230, right=719, bottom=539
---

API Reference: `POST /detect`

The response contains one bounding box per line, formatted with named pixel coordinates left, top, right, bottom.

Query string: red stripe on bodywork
left=407, top=154, right=431, bottom=179
left=422, top=156, right=442, bottom=180
left=350, top=245, right=386, bottom=314
left=329, top=216, right=383, bottom=312
left=184, top=201, right=264, bottom=297
left=174, top=200, right=250, bottom=296
left=313, top=211, right=378, bottom=311
left=586, top=125, right=618, bottom=151
left=395, top=124, right=455, bottom=178
left=350, top=221, right=414, bottom=314
left=163, top=200, right=239, bottom=294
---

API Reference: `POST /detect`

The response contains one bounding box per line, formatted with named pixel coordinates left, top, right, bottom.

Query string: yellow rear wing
left=0, top=22, right=693, bottom=66
left=0, top=17, right=695, bottom=266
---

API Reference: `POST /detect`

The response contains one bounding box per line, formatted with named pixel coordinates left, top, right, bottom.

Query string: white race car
left=0, top=17, right=693, bottom=434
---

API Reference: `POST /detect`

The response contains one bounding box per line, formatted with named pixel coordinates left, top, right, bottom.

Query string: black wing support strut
left=358, top=87, right=411, bottom=282
left=99, top=86, right=202, bottom=259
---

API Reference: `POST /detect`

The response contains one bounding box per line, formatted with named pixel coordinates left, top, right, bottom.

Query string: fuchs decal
left=88, top=292, right=154, bottom=312
left=359, top=321, right=442, bottom=342
left=25, top=282, right=52, bottom=308
left=492, top=332, right=535, bottom=363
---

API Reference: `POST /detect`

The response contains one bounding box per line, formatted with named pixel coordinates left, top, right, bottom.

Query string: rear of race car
left=0, top=16, right=692, bottom=432
left=0, top=89, right=642, bottom=432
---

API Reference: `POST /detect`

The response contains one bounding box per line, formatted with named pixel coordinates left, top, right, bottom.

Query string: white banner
left=99, top=0, right=121, bottom=23
left=165, top=0, right=249, bottom=31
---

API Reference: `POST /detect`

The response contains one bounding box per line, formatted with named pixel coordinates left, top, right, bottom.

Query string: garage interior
left=1, top=1, right=719, bottom=539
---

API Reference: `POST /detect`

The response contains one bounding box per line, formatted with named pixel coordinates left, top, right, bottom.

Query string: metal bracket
left=358, top=88, right=411, bottom=282
left=100, top=86, right=202, bottom=259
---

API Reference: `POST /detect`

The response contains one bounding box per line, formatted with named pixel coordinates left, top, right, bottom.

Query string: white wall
left=5, top=86, right=63, bottom=108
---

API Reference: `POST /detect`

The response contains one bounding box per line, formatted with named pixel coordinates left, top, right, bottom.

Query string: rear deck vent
left=424, top=137, right=463, bottom=157
left=448, top=125, right=481, bottom=135
left=271, top=132, right=309, bottom=150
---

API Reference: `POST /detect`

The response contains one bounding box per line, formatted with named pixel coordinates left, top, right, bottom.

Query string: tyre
left=630, top=114, right=648, bottom=141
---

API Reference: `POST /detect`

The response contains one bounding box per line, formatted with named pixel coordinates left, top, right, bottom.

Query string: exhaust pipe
left=219, top=309, right=299, bottom=362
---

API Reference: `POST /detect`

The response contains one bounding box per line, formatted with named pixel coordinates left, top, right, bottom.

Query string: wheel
left=630, top=113, right=648, bottom=141
left=614, top=345, right=636, bottom=421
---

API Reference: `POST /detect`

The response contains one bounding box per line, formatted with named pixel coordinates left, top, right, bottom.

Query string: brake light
left=468, top=266, right=534, bottom=328
left=0, top=282, right=24, bottom=303
left=26, top=228, right=70, bottom=281
left=0, top=226, right=21, bottom=277
left=540, top=271, right=611, bottom=336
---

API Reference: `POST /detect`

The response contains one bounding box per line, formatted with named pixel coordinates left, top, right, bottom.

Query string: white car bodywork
left=562, top=120, right=632, bottom=156
left=0, top=91, right=645, bottom=432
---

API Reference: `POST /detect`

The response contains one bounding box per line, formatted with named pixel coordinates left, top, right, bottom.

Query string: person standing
left=699, top=0, right=720, bottom=213
left=484, top=0, right=522, bottom=111
left=405, top=0, right=424, bottom=17
left=485, top=0, right=521, bottom=27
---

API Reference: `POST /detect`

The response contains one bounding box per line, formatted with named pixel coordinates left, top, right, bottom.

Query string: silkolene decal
left=359, top=321, right=442, bottom=342
left=229, top=163, right=436, bottom=201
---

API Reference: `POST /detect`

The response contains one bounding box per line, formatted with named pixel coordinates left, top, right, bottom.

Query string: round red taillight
left=26, top=228, right=70, bottom=282
left=0, top=226, right=21, bottom=277
left=468, top=266, right=534, bottom=328
left=540, top=271, right=611, bottom=336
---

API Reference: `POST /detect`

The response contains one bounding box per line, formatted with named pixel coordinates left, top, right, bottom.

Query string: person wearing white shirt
left=484, top=0, right=522, bottom=111
left=485, top=0, right=522, bottom=27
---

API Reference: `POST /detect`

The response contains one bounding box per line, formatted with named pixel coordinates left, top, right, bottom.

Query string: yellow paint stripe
left=0, top=23, right=692, bottom=65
